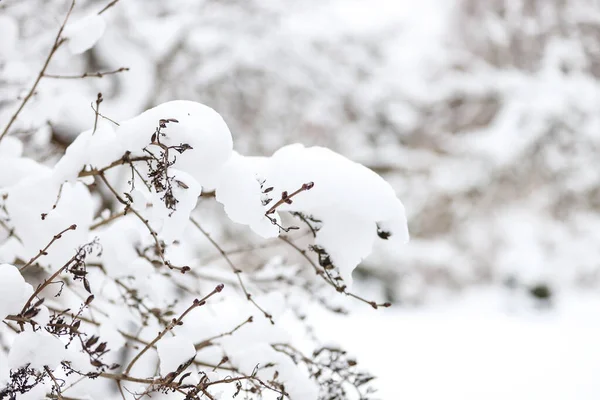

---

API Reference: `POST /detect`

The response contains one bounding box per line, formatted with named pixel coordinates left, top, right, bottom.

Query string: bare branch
left=0, top=0, right=76, bottom=144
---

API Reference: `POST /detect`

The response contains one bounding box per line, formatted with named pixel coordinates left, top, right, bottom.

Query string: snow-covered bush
left=0, top=2, right=408, bottom=399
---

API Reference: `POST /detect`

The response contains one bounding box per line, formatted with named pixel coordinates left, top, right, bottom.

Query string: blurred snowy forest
left=2, top=0, right=600, bottom=398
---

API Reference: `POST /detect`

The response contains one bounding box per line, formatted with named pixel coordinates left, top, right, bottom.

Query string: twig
left=98, top=0, right=120, bottom=14
left=92, top=93, right=102, bottom=134
left=0, top=0, right=76, bottom=144
left=78, top=153, right=151, bottom=178
left=190, top=217, right=275, bottom=324
left=123, top=284, right=224, bottom=375
left=90, top=210, right=126, bottom=230
left=279, top=235, right=391, bottom=309
left=194, top=316, right=253, bottom=351
left=19, top=244, right=84, bottom=316
left=44, top=67, right=129, bottom=79
left=44, top=366, right=64, bottom=400
left=20, top=225, right=77, bottom=272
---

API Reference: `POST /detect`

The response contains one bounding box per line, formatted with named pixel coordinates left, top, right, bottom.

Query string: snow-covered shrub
left=0, top=2, right=408, bottom=399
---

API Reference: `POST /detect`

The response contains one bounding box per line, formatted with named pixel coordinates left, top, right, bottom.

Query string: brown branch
left=190, top=217, right=275, bottom=324
left=19, top=224, right=77, bottom=272
left=78, top=153, right=151, bottom=178
left=90, top=210, right=126, bottom=230
left=19, top=247, right=83, bottom=317
left=0, top=0, right=75, bottom=144
left=265, top=182, right=313, bottom=215
left=123, top=284, right=224, bottom=375
left=278, top=235, right=391, bottom=309
left=44, top=366, right=64, bottom=400
left=98, top=0, right=120, bottom=14
left=194, top=316, right=253, bottom=351
left=44, top=67, right=129, bottom=79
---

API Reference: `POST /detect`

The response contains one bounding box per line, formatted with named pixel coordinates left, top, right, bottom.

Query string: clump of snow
left=53, top=122, right=123, bottom=183
left=0, top=138, right=49, bottom=188
left=8, top=331, right=66, bottom=371
left=0, top=137, right=23, bottom=158
left=216, top=144, right=409, bottom=286
left=215, top=152, right=280, bottom=238
left=117, top=100, right=233, bottom=190
left=4, top=177, right=93, bottom=268
left=156, top=336, right=196, bottom=376
left=63, top=14, right=106, bottom=55
left=0, top=264, right=31, bottom=320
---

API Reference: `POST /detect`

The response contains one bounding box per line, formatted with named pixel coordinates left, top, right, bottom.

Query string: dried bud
left=302, top=182, right=315, bottom=190
left=215, top=283, right=225, bottom=292
left=95, top=342, right=107, bottom=353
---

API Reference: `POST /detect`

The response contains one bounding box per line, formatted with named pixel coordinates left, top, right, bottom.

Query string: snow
left=63, top=14, right=107, bottom=55
left=215, top=152, right=279, bottom=238
left=4, top=178, right=93, bottom=269
left=0, top=16, right=18, bottom=58
left=0, top=264, right=32, bottom=320
left=156, top=336, right=196, bottom=376
left=216, top=144, right=409, bottom=286
left=4, top=0, right=600, bottom=399
left=8, top=331, right=66, bottom=371
left=117, top=100, right=233, bottom=190
left=312, top=291, right=600, bottom=400
left=148, top=168, right=201, bottom=244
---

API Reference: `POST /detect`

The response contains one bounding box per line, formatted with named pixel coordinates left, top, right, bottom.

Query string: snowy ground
left=311, top=290, right=600, bottom=400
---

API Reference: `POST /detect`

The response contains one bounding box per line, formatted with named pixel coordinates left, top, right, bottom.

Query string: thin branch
left=19, top=224, right=77, bottom=272
left=44, top=366, right=64, bottom=400
left=19, top=246, right=84, bottom=316
left=44, top=67, right=129, bottom=79
left=78, top=154, right=151, bottom=178
left=0, top=0, right=76, bottom=144
left=98, top=0, right=121, bottom=14
left=90, top=210, right=126, bottom=230
left=190, top=217, right=275, bottom=324
left=279, top=235, right=391, bottom=309
left=194, top=316, right=253, bottom=351
left=123, top=284, right=224, bottom=375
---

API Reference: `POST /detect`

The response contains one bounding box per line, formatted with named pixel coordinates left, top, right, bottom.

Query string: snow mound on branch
left=216, top=144, right=409, bottom=287
left=0, top=138, right=49, bottom=188
left=148, top=168, right=201, bottom=244
left=4, top=177, right=93, bottom=268
left=0, top=264, right=31, bottom=320
left=117, top=100, right=233, bottom=189
left=156, top=336, right=196, bottom=376
left=53, top=122, right=122, bottom=183
left=8, top=331, right=66, bottom=371
left=64, top=14, right=106, bottom=55
left=54, top=101, right=232, bottom=243
left=215, top=152, right=280, bottom=238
